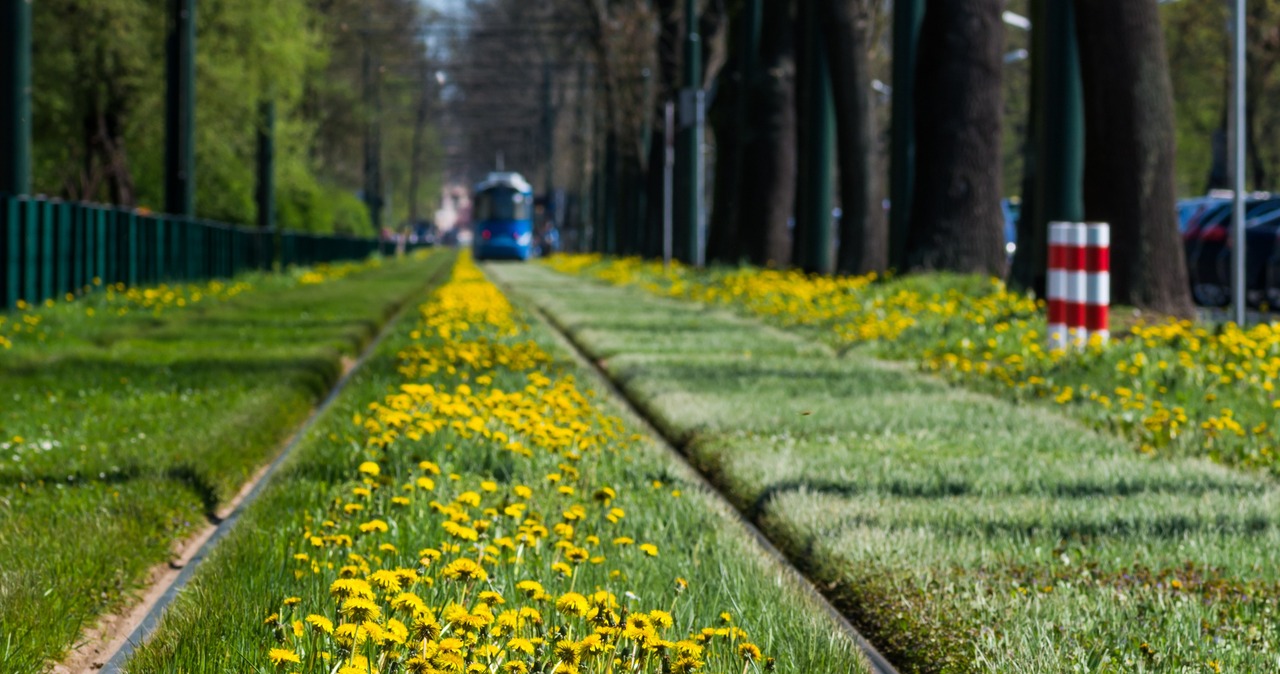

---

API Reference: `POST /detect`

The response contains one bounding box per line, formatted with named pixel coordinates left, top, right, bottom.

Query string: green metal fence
left=1, top=195, right=386, bottom=310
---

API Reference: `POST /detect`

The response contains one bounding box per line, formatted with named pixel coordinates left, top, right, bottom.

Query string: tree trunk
left=821, top=0, right=885, bottom=275
left=706, top=79, right=742, bottom=263
left=906, top=0, right=1006, bottom=275
left=644, top=0, right=681, bottom=259
left=706, top=1, right=743, bottom=264
left=740, top=0, right=796, bottom=267
left=1075, top=0, right=1194, bottom=316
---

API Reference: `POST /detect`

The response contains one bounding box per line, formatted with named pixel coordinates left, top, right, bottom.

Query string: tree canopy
left=29, top=0, right=443, bottom=235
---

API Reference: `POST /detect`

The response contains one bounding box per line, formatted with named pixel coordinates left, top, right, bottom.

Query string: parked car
left=1185, top=198, right=1280, bottom=306
left=1178, top=196, right=1228, bottom=233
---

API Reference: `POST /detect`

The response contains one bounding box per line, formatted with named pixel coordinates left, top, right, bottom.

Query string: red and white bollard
left=1046, top=221, right=1110, bottom=349
left=1047, top=223, right=1071, bottom=349
left=1085, top=223, right=1110, bottom=344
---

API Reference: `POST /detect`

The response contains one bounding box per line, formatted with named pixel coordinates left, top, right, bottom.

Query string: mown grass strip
left=0, top=253, right=451, bottom=673
left=495, top=270, right=900, bottom=674
left=513, top=262, right=1280, bottom=673
left=546, top=256, right=1280, bottom=477
left=100, top=256, right=458, bottom=674
left=118, top=254, right=869, bottom=674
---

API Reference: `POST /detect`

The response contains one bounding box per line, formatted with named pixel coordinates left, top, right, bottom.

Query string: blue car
left=472, top=172, right=534, bottom=261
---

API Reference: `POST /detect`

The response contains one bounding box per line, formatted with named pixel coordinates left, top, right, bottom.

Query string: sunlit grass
left=0, top=252, right=450, bottom=673
left=121, top=255, right=870, bottom=674
left=522, top=261, right=1280, bottom=673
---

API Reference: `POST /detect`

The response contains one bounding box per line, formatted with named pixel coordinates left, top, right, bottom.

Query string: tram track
left=486, top=263, right=901, bottom=674
left=89, top=256, right=455, bottom=674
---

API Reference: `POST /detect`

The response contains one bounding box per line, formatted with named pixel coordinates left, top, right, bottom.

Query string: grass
left=117, top=254, right=870, bottom=674
left=0, top=252, right=452, bottom=673
left=547, top=256, right=1280, bottom=476
left=512, top=261, right=1280, bottom=673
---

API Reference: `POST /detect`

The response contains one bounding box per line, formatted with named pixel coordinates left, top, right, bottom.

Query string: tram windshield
left=474, top=187, right=531, bottom=221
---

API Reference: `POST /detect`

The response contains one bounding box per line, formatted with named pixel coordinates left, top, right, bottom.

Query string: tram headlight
left=517, top=232, right=532, bottom=246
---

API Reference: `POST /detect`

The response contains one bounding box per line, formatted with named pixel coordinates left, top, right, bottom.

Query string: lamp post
left=165, top=0, right=196, bottom=217
left=0, top=0, right=31, bottom=197
left=1231, top=0, right=1246, bottom=325
left=676, top=0, right=703, bottom=265
left=888, top=0, right=923, bottom=270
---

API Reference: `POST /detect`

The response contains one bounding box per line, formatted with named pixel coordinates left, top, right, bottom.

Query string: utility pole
left=541, top=60, right=557, bottom=201
left=738, top=0, right=762, bottom=180
left=794, top=0, right=834, bottom=274
left=1024, top=0, right=1085, bottom=282
left=165, top=0, right=196, bottom=217
left=1231, top=0, right=1246, bottom=325
left=362, top=28, right=383, bottom=231
left=677, top=0, right=703, bottom=265
left=576, top=61, right=593, bottom=251
left=888, top=0, right=923, bottom=270
left=408, top=70, right=426, bottom=232
left=0, top=0, right=32, bottom=196
left=664, top=101, right=675, bottom=270
left=256, top=99, right=275, bottom=230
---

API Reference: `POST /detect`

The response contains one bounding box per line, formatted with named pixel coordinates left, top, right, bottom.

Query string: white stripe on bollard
left=1067, top=222, right=1088, bottom=347
left=1047, top=222, right=1072, bottom=350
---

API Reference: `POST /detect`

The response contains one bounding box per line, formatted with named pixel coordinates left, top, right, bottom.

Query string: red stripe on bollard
left=1085, top=302, right=1109, bottom=333
left=1085, top=246, right=1109, bottom=273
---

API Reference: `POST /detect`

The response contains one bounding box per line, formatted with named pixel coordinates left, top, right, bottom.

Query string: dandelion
left=341, top=597, right=381, bottom=622
left=440, top=558, right=488, bottom=582
left=305, top=614, right=334, bottom=634
left=556, top=592, right=590, bottom=617
left=267, top=648, right=300, bottom=667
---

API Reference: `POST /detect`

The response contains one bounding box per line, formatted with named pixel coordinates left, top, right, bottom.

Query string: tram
left=472, top=172, right=534, bottom=261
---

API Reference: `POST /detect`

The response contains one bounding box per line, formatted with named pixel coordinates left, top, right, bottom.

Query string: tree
left=1075, top=0, right=1193, bottom=315
left=706, top=1, right=746, bottom=264
left=820, top=0, right=886, bottom=274
left=906, top=0, right=1005, bottom=275
left=1162, top=0, right=1280, bottom=195
left=739, top=0, right=797, bottom=267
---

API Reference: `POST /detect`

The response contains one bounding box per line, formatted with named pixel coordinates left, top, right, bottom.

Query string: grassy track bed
left=546, top=257, right=1280, bottom=477
left=118, top=254, right=867, bottom=674
left=0, top=253, right=450, bottom=673
left=505, top=263, right=1280, bottom=673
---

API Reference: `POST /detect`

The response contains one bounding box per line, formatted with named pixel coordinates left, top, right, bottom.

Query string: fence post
left=56, top=200, right=70, bottom=297
left=126, top=210, right=139, bottom=286
left=95, top=207, right=106, bottom=286
left=3, top=197, right=18, bottom=307
left=154, top=216, right=165, bottom=282
left=71, top=203, right=84, bottom=291
left=36, top=199, right=51, bottom=302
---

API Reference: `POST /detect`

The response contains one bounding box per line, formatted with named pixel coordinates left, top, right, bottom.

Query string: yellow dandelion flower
left=358, top=519, right=388, bottom=534
left=341, top=597, right=381, bottom=622
left=305, top=614, right=334, bottom=634
left=440, top=558, right=488, bottom=582
left=268, top=648, right=300, bottom=667
left=556, top=592, right=590, bottom=618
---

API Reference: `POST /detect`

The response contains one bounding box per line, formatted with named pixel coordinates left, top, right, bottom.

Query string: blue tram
left=472, top=172, right=534, bottom=261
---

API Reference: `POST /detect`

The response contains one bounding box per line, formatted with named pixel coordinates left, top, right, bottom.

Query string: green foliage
left=121, top=258, right=868, bottom=674
left=518, top=262, right=1280, bottom=673
left=1162, top=1, right=1280, bottom=195
left=0, top=254, right=447, bottom=672
left=27, top=0, right=443, bottom=230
